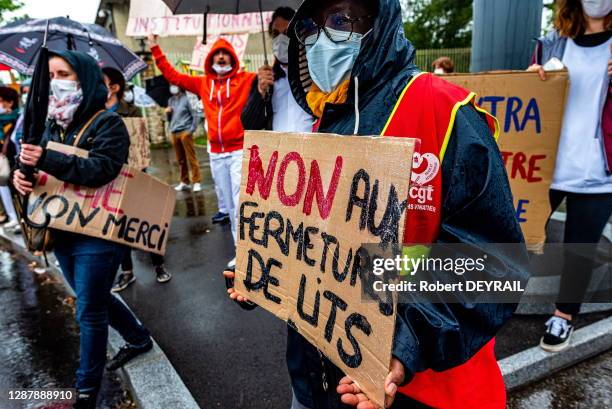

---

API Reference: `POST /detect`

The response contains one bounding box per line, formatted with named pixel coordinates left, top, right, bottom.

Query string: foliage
left=0, top=0, right=22, bottom=23
left=402, top=0, right=473, bottom=49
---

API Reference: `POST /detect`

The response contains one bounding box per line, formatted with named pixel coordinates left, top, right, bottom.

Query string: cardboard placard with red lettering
left=27, top=142, right=176, bottom=255
left=234, top=131, right=416, bottom=408
left=445, top=71, right=569, bottom=250
left=123, top=117, right=151, bottom=170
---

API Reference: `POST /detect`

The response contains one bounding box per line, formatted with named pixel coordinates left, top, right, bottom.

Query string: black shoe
left=112, top=271, right=136, bottom=293
left=72, top=391, right=97, bottom=409
left=540, top=316, right=574, bottom=352
left=106, top=340, right=153, bottom=371
left=212, top=211, right=230, bottom=224
left=155, top=265, right=172, bottom=283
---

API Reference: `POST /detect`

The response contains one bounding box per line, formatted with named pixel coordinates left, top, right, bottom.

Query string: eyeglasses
left=294, top=13, right=374, bottom=46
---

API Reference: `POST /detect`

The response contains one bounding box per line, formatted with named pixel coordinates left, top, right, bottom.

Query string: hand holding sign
left=338, top=358, right=405, bottom=409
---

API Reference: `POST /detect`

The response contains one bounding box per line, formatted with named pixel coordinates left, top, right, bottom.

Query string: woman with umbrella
left=13, top=50, right=153, bottom=409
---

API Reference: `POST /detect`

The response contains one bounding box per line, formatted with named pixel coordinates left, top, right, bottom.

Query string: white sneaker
left=175, top=182, right=191, bottom=192
left=3, top=220, right=19, bottom=229
left=192, top=183, right=202, bottom=192
left=227, top=257, right=236, bottom=269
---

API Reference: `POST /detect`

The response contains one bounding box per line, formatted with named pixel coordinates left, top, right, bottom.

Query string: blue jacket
left=285, top=1, right=528, bottom=408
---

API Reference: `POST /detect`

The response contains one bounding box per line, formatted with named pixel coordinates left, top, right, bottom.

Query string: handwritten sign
left=190, top=34, right=249, bottom=71
left=28, top=143, right=176, bottom=255
left=445, top=71, right=569, bottom=250
left=234, top=131, right=416, bottom=407
left=126, top=0, right=272, bottom=37
left=123, top=117, right=151, bottom=170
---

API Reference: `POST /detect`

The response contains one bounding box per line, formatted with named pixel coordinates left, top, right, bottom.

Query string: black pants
left=121, top=249, right=164, bottom=272
left=550, top=189, right=612, bottom=316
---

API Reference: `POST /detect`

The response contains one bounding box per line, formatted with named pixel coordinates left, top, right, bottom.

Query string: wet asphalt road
left=122, top=147, right=292, bottom=409
left=0, top=250, right=133, bottom=409
left=508, top=350, right=612, bottom=409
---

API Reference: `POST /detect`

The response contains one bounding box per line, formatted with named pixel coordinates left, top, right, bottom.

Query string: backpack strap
left=72, top=110, right=105, bottom=147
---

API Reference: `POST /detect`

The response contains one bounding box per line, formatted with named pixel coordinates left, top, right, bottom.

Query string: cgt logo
left=409, top=152, right=440, bottom=205
left=15, top=37, right=38, bottom=54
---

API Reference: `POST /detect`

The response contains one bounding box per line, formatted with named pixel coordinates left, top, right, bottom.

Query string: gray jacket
left=168, top=93, right=197, bottom=134
left=535, top=31, right=610, bottom=172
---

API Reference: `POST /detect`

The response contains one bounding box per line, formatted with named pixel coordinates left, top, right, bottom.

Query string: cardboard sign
left=28, top=142, right=176, bottom=255
left=126, top=0, right=272, bottom=37
left=445, top=71, right=569, bottom=249
left=123, top=117, right=151, bottom=170
left=190, top=34, right=249, bottom=71
left=234, top=131, right=416, bottom=407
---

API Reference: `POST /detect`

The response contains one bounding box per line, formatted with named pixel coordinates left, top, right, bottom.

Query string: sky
left=7, top=0, right=100, bottom=23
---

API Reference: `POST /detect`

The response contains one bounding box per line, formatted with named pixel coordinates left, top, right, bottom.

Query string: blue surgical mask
left=305, top=28, right=367, bottom=93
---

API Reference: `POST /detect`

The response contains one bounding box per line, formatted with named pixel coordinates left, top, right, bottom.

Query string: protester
left=148, top=34, right=256, bottom=268
left=165, top=84, right=202, bottom=193
left=101, top=67, right=172, bottom=292
left=241, top=6, right=315, bottom=132
left=226, top=0, right=527, bottom=408
left=0, top=86, right=20, bottom=231
left=528, top=0, right=612, bottom=353
left=12, top=51, right=153, bottom=409
left=432, top=56, right=455, bottom=74
left=102, top=66, right=141, bottom=117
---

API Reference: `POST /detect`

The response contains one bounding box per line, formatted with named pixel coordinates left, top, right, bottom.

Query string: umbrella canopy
left=0, top=17, right=147, bottom=80
left=131, top=85, right=158, bottom=108
left=163, top=0, right=302, bottom=14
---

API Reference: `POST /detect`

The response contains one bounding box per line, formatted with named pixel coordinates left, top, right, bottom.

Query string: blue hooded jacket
left=286, top=1, right=528, bottom=408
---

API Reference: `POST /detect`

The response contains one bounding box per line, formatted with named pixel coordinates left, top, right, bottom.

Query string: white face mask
left=21, top=94, right=28, bottom=106
left=273, top=34, right=290, bottom=65
left=0, top=106, right=6, bottom=114
left=434, top=68, right=445, bottom=75
left=582, top=0, right=612, bottom=18
left=170, top=85, right=180, bottom=95
left=124, top=90, right=134, bottom=103
left=212, top=63, right=233, bottom=75
left=50, top=79, right=79, bottom=101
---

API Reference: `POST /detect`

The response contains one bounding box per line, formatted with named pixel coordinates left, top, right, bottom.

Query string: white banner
left=126, top=0, right=272, bottom=37
left=190, top=34, right=250, bottom=70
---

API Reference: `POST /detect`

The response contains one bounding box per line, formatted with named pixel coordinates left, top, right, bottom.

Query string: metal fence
left=414, top=47, right=472, bottom=73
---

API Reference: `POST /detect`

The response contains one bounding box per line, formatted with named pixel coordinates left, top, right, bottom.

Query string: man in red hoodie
left=149, top=35, right=256, bottom=268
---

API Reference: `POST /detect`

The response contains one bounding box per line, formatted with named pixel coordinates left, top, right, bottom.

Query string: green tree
left=403, top=0, right=473, bottom=49
left=0, top=0, right=23, bottom=23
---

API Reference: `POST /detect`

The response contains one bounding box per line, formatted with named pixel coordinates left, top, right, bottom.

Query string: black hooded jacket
left=285, top=1, right=528, bottom=408
left=38, top=50, right=129, bottom=188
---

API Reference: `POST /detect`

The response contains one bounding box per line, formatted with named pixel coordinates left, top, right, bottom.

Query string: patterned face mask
left=48, top=79, right=83, bottom=129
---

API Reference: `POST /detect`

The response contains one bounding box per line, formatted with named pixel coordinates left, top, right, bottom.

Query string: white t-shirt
left=552, top=37, right=612, bottom=193
left=272, top=66, right=315, bottom=133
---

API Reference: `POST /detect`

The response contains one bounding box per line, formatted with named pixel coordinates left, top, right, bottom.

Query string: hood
left=288, top=0, right=420, bottom=120
left=205, top=38, right=240, bottom=78
left=49, top=49, right=107, bottom=132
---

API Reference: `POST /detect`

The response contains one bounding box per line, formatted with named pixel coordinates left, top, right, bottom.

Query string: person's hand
left=165, top=107, right=173, bottom=114
left=257, top=64, right=274, bottom=97
left=19, top=144, right=43, bottom=167
left=608, top=44, right=612, bottom=77
left=223, top=270, right=251, bottom=303
left=147, top=33, right=159, bottom=48
left=337, top=358, right=405, bottom=409
left=12, top=169, right=34, bottom=195
left=527, top=64, right=546, bottom=81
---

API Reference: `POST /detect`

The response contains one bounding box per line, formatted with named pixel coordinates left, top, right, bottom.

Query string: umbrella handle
left=258, top=0, right=269, bottom=66
left=20, top=193, right=53, bottom=229
left=202, top=5, right=210, bottom=45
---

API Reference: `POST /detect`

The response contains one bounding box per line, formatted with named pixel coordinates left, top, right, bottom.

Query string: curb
left=500, top=316, right=612, bottom=391
left=0, top=229, right=200, bottom=409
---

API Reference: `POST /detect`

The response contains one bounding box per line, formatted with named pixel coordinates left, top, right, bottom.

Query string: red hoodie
left=151, top=39, right=256, bottom=154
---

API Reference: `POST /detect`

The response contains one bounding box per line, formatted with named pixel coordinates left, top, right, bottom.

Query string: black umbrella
left=13, top=21, right=51, bottom=229
left=162, top=0, right=302, bottom=64
left=0, top=17, right=147, bottom=80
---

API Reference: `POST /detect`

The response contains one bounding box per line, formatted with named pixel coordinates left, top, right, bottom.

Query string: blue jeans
left=54, top=232, right=151, bottom=392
